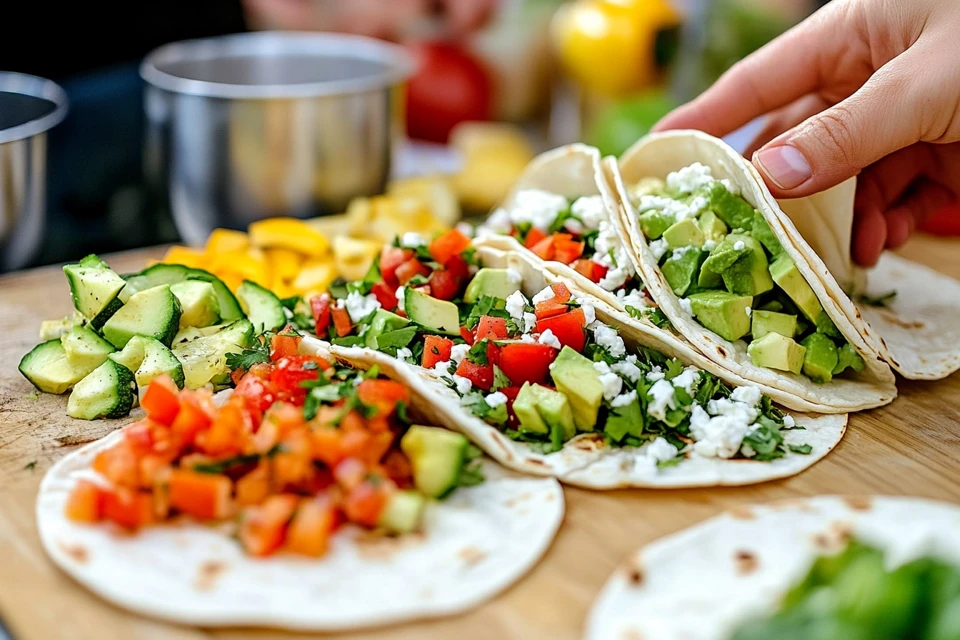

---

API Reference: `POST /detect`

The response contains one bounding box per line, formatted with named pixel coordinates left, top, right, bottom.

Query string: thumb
left=752, top=57, right=921, bottom=198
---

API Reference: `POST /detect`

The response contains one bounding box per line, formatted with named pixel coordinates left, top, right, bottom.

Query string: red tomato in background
left=919, top=204, right=960, bottom=236
left=404, top=42, right=492, bottom=143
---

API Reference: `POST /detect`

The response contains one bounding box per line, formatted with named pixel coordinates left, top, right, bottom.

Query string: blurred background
left=0, top=0, right=833, bottom=274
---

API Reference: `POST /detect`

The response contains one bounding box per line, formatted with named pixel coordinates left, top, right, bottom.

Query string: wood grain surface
left=1, top=236, right=959, bottom=640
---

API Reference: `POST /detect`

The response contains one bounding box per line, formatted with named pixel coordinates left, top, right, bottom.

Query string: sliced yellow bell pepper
left=332, top=235, right=382, bottom=281
left=265, top=248, right=303, bottom=283
left=386, top=175, right=460, bottom=227
left=249, top=217, right=330, bottom=257
left=205, top=228, right=249, bottom=254
left=210, top=248, right=270, bottom=288
left=162, top=246, right=209, bottom=270
left=290, top=258, right=337, bottom=294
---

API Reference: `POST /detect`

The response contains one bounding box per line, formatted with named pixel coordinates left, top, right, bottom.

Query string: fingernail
left=754, top=145, right=812, bottom=190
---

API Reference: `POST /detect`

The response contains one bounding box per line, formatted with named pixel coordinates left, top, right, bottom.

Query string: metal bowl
left=141, top=31, right=416, bottom=246
left=0, top=73, right=68, bottom=271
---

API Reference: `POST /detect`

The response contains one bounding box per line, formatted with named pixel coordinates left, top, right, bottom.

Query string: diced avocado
left=638, top=210, right=674, bottom=239
left=120, top=263, right=244, bottom=322
left=172, top=319, right=253, bottom=389
left=748, top=332, right=806, bottom=375
left=63, top=262, right=127, bottom=323
left=39, top=313, right=84, bottom=341
left=78, top=254, right=110, bottom=269
left=701, top=181, right=756, bottom=230
left=719, top=234, right=773, bottom=297
left=758, top=299, right=784, bottom=313
left=697, top=210, right=728, bottom=241
left=604, top=397, right=644, bottom=443
left=61, top=325, right=115, bottom=373
left=237, top=280, right=286, bottom=335
left=697, top=261, right=724, bottom=289
left=687, top=291, right=753, bottom=341
left=513, top=382, right=549, bottom=435
left=662, top=218, right=705, bottom=249
left=364, top=309, right=411, bottom=349
left=750, top=212, right=783, bottom=256
left=662, top=248, right=705, bottom=297
left=463, top=268, right=521, bottom=303
left=769, top=254, right=828, bottom=326
left=170, top=281, right=221, bottom=329
left=751, top=310, right=797, bottom=340
left=102, top=284, right=182, bottom=349
left=701, top=238, right=751, bottom=275
left=815, top=313, right=844, bottom=339
left=377, top=490, right=427, bottom=534
left=631, top=177, right=665, bottom=198
left=404, top=288, right=460, bottom=335
left=111, top=336, right=186, bottom=391
left=530, top=384, right=576, bottom=443
left=833, top=342, right=866, bottom=376
left=400, top=425, right=469, bottom=499
left=66, top=359, right=136, bottom=420
left=800, top=333, right=840, bottom=383
left=549, top=346, right=603, bottom=432
left=18, top=340, right=92, bottom=394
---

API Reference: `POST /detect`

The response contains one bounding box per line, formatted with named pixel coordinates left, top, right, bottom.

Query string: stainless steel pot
left=0, top=73, right=68, bottom=271
left=141, top=31, right=416, bottom=246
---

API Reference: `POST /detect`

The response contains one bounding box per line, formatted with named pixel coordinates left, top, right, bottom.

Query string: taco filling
left=63, top=338, right=483, bottom=557
left=628, top=163, right=865, bottom=384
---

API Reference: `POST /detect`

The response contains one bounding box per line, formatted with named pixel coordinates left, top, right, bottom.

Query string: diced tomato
left=93, top=440, right=140, bottom=488
left=170, top=390, right=215, bottom=448
left=530, top=235, right=556, bottom=260
left=498, top=343, right=558, bottom=386
left=919, top=203, right=960, bottom=236
left=234, top=372, right=278, bottom=419
left=357, top=379, right=409, bottom=417
left=429, top=228, right=471, bottom=265
left=270, top=355, right=327, bottom=403
left=486, top=340, right=501, bottom=368
left=333, top=458, right=367, bottom=490
left=195, top=397, right=251, bottom=456
left=475, top=315, right=509, bottom=341
left=498, top=385, right=524, bottom=429
left=428, top=267, right=460, bottom=300
left=522, top=227, right=548, bottom=249
left=168, top=469, right=233, bottom=520
left=270, top=333, right=301, bottom=361
left=101, top=487, right=155, bottom=530
left=395, top=258, right=430, bottom=285
left=498, top=386, right=523, bottom=402
left=549, top=282, right=571, bottom=302
left=571, top=259, right=607, bottom=283
left=443, top=254, right=470, bottom=283
left=421, top=335, right=454, bottom=369
left=371, top=281, right=399, bottom=310
left=311, top=426, right=345, bottom=466
left=310, top=293, right=332, bottom=336
left=271, top=430, right=313, bottom=491
left=331, top=306, right=352, bottom=337
left=65, top=479, right=103, bottom=523
left=534, top=282, right=573, bottom=319
left=239, top=494, right=297, bottom=557
left=235, top=464, right=271, bottom=507
left=285, top=498, right=337, bottom=557
left=140, top=375, right=180, bottom=426
left=382, top=450, right=413, bottom=488
left=536, top=308, right=587, bottom=352
left=554, top=238, right=585, bottom=264
left=460, top=326, right=475, bottom=345
left=455, top=358, right=494, bottom=391
left=380, top=246, right=415, bottom=286
left=344, top=477, right=394, bottom=528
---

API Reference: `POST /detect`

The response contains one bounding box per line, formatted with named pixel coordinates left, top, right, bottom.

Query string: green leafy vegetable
left=225, top=339, right=271, bottom=373
left=860, top=290, right=897, bottom=307
left=456, top=445, right=486, bottom=488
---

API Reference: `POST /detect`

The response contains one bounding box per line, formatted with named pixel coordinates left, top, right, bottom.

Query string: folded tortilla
left=609, top=130, right=897, bottom=412
left=37, top=406, right=563, bottom=631
left=585, top=495, right=960, bottom=640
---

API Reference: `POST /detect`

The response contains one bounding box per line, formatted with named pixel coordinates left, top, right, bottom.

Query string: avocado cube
left=400, top=425, right=469, bottom=499
left=769, top=254, right=826, bottom=326
left=662, top=218, right=705, bottom=249
left=662, top=248, right=705, bottom=297
left=404, top=288, right=460, bottom=335
left=531, top=384, right=576, bottom=443
left=687, top=291, right=753, bottom=341
left=604, top=397, right=644, bottom=443
left=639, top=210, right=674, bottom=240
left=833, top=342, right=866, bottom=376
left=463, top=268, right=521, bottom=304
left=697, top=210, right=728, bottom=241
left=364, top=309, right=411, bottom=349
left=697, top=262, right=724, bottom=289
left=513, top=382, right=549, bottom=435
left=631, top=177, right=665, bottom=198
left=750, top=212, right=783, bottom=256
left=170, top=280, right=221, bottom=329
left=702, top=181, right=756, bottom=230
left=719, top=234, right=773, bottom=297
left=748, top=332, right=806, bottom=375
left=702, top=238, right=751, bottom=274
left=550, top=346, right=603, bottom=432
left=800, top=333, right=840, bottom=383
left=751, top=310, right=797, bottom=340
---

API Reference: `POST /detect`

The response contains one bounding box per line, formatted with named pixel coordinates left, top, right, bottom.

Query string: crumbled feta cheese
left=455, top=221, right=475, bottom=238
left=703, top=239, right=717, bottom=251
left=719, top=178, right=739, bottom=195
left=637, top=195, right=691, bottom=220
left=670, top=245, right=698, bottom=261
left=687, top=196, right=709, bottom=216
left=433, top=360, right=453, bottom=376
left=401, top=232, right=425, bottom=248
left=611, top=357, right=642, bottom=383
left=647, top=379, right=677, bottom=422
left=593, top=361, right=623, bottom=400
left=593, top=220, right=621, bottom=262
left=520, top=333, right=537, bottom=344
left=707, top=398, right=760, bottom=424
left=450, top=343, right=470, bottom=364
left=730, top=385, right=762, bottom=407
left=671, top=367, right=700, bottom=394
left=666, top=162, right=714, bottom=194
left=646, top=437, right=679, bottom=463
left=617, top=288, right=649, bottom=309
left=395, top=286, right=406, bottom=312
left=745, top=306, right=752, bottom=317
left=538, top=329, right=562, bottom=350
left=610, top=390, right=638, bottom=408
left=679, top=298, right=693, bottom=315
left=523, top=312, right=537, bottom=334
left=532, top=286, right=555, bottom=304
left=740, top=442, right=757, bottom=458
left=598, top=265, right=630, bottom=291
left=579, top=300, right=596, bottom=326
left=344, top=291, right=381, bottom=322
left=479, top=208, right=512, bottom=235
left=510, top=190, right=570, bottom=231
left=505, top=290, right=527, bottom=320
left=649, top=239, right=669, bottom=261
left=593, top=324, right=626, bottom=357
left=783, top=415, right=796, bottom=428
left=452, top=375, right=473, bottom=395
left=646, top=366, right=665, bottom=382
left=689, top=405, right=751, bottom=459
left=506, top=268, right=523, bottom=286
left=335, top=298, right=346, bottom=309
left=485, top=391, right=508, bottom=408
left=733, top=240, right=746, bottom=251
left=396, top=347, right=413, bottom=362
left=572, top=195, right=607, bottom=231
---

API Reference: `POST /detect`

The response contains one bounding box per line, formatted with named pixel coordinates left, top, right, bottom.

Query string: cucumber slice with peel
left=172, top=319, right=253, bottom=389
left=19, top=340, right=92, bottom=394
left=61, top=325, right=115, bottom=371
left=102, top=284, right=182, bottom=349
left=237, top=280, right=286, bottom=335
left=67, top=359, right=136, bottom=420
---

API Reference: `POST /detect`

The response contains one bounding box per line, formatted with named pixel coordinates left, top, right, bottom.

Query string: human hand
left=653, top=0, right=960, bottom=266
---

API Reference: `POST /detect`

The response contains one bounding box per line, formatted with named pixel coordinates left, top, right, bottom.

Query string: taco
left=37, top=350, right=563, bottom=631
left=607, top=130, right=897, bottom=413
left=585, top=495, right=960, bottom=640
left=305, top=236, right=846, bottom=489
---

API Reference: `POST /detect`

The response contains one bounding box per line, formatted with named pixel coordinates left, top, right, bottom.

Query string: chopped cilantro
left=455, top=444, right=485, bottom=488
left=860, top=290, right=896, bottom=307
left=656, top=455, right=683, bottom=470
left=225, top=339, right=271, bottom=373
left=462, top=295, right=509, bottom=331
left=466, top=339, right=490, bottom=365
left=191, top=452, right=262, bottom=474
left=626, top=305, right=672, bottom=329
left=327, top=278, right=349, bottom=299
left=492, top=365, right=511, bottom=390
left=24, top=460, right=37, bottom=472
left=461, top=391, right=507, bottom=426
left=375, top=326, right=417, bottom=350
left=547, top=207, right=578, bottom=234
left=279, top=296, right=301, bottom=311
left=331, top=335, right=366, bottom=347
left=788, top=443, right=813, bottom=455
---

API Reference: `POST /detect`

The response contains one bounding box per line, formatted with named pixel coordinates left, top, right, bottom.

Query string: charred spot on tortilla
left=574, top=434, right=606, bottom=451
left=843, top=496, right=872, bottom=512
left=525, top=459, right=549, bottom=469
left=716, top=346, right=727, bottom=357
left=356, top=531, right=427, bottom=560
left=812, top=520, right=854, bottom=552
left=58, top=541, right=88, bottom=564
left=458, top=546, right=488, bottom=566
left=621, top=629, right=644, bottom=640
left=627, top=563, right=645, bottom=586
left=734, top=550, right=759, bottom=575
left=878, top=311, right=925, bottom=330
left=505, top=492, right=533, bottom=508
left=195, top=560, right=227, bottom=591
left=729, top=505, right=755, bottom=520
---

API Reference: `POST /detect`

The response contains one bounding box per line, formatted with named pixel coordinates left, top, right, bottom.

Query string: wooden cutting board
left=2, top=237, right=959, bottom=640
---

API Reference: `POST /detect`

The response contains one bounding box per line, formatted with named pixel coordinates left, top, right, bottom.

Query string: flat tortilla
left=610, top=130, right=897, bottom=412
left=585, top=495, right=960, bottom=640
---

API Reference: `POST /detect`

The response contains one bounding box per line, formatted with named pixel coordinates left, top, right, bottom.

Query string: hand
left=653, top=0, right=960, bottom=266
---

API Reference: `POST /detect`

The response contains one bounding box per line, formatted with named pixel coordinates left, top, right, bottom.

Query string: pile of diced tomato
left=510, top=228, right=609, bottom=284
left=65, top=333, right=416, bottom=558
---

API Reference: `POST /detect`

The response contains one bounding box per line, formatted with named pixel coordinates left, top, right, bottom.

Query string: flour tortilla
left=37, top=419, right=563, bottom=631
left=585, top=495, right=960, bottom=640
left=610, top=130, right=897, bottom=412
left=310, top=245, right=848, bottom=489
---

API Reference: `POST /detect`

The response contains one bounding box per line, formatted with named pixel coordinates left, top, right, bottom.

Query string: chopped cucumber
left=18, top=340, right=92, bottom=394
left=120, top=263, right=243, bottom=321
left=170, top=280, right=221, bottom=328
left=39, top=313, right=83, bottom=341
left=400, top=425, right=469, bottom=499
left=61, top=325, right=115, bottom=371
left=172, top=319, right=253, bottom=388
left=63, top=262, right=126, bottom=324
left=173, top=324, right=230, bottom=345
left=237, top=280, right=286, bottom=334
left=101, top=284, right=182, bottom=349
left=78, top=254, right=110, bottom=269
left=377, top=490, right=426, bottom=534
left=67, top=360, right=136, bottom=420
left=109, top=336, right=185, bottom=390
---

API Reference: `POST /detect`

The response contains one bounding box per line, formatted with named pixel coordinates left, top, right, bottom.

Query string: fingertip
left=852, top=208, right=887, bottom=267
left=884, top=207, right=914, bottom=248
